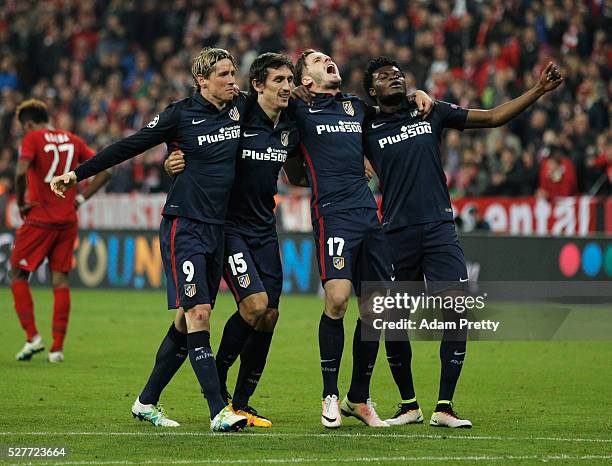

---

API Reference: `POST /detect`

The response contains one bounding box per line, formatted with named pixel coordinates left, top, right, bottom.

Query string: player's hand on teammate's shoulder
left=291, top=83, right=314, bottom=105
left=50, top=171, right=77, bottom=198
left=414, top=90, right=434, bottom=119
left=537, top=62, right=563, bottom=93
left=165, top=150, right=186, bottom=177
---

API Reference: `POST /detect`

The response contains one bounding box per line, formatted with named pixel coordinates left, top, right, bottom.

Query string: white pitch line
left=8, top=454, right=612, bottom=465
left=0, top=432, right=611, bottom=443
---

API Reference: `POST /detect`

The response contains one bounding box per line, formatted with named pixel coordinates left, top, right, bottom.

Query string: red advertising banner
left=3, top=194, right=608, bottom=237
left=451, top=196, right=598, bottom=236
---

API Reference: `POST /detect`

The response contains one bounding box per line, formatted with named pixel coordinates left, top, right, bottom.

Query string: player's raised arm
left=464, top=62, right=563, bottom=129
left=50, top=104, right=180, bottom=197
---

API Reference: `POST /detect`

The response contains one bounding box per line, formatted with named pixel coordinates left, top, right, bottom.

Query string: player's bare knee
left=185, top=304, right=211, bottom=332
left=51, top=271, right=69, bottom=289
left=256, top=308, right=279, bottom=332
left=240, top=292, right=268, bottom=326
left=325, top=291, right=349, bottom=318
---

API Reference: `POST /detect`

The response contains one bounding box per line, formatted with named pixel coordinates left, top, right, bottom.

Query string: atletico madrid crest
left=342, top=101, right=355, bottom=116
left=229, top=106, right=240, bottom=121
left=184, top=283, right=196, bottom=298
left=333, top=257, right=345, bottom=270
left=280, top=130, right=290, bottom=147
left=238, top=273, right=251, bottom=288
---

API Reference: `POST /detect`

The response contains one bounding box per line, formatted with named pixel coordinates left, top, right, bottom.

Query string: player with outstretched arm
left=51, top=48, right=250, bottom=432
left=362, top=57, right=563, bottom=428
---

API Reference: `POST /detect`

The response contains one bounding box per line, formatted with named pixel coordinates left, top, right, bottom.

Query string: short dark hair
left=363, top=56, right=402, bottom=101
left=294, top=49, right=316, bottom=86
left=249, top=53, right=295, bottom=96
left=16, top=99, right=49, bottom=125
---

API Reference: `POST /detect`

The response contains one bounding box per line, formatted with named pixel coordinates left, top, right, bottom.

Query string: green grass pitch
left=0, top=288, right=611, bottom=465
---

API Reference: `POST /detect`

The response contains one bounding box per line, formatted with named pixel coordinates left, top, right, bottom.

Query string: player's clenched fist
left=50, top=171, right=77, bottom=198
left=414, top=90, right=434, bottom=119
left=538, top=62, right=563, bottom=93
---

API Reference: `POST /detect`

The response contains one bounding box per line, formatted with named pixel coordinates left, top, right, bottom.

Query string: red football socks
left=11, top=280, right=38, bottom=341
left=51, top=287, right=70, bottom=352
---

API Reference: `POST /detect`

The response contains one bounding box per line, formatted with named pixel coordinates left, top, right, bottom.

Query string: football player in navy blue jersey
left=164, top=53, right=306, bottom=428
left=50, top=48, right=252, bottom=432
left=291, top=49, right=433, bottom=428
left=362, top=56, right=563, bottom=428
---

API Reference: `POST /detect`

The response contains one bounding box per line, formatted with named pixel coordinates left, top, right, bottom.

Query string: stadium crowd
left=0, top=0, right=610, bottom=209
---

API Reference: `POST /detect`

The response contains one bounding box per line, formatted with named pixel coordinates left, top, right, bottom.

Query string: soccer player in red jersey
left=10, top=99, right=110, bottom=362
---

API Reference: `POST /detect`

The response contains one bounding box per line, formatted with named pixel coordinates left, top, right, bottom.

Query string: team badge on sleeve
left=280, top=130, right=290, bottom=147
left=147, top=115, right=160, bottom=128
left=238, top=273, right=251, bottom=288
left=229, top=106, right=240, bottom=121
left=342, top=101, right=355, bottom=116
left=333, top=257, right=345, bottom=270
left=184, top=283, right=196, bottom=298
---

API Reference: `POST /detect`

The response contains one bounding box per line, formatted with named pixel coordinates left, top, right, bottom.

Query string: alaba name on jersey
left=290, top=93, right=377, bottom=219
left=364, top=100, right=468, bottom=231
left=20, top=128, right=94, bottom=226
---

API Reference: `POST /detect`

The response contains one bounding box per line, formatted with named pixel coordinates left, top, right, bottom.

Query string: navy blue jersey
left=74, top=93, right=248, bottom=224
left=225, top=102, right=300, bottom=236
left=364, top=100, right=468, bottom=230
left=290, top=93, right=377, bottom=219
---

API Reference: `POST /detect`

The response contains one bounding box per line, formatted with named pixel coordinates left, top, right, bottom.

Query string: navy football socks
left=347, top=319, right=379, bottom=403
left=216, top=311, right=254, bottom=394
left=232, top=330, right=273, bottom=410
left=385, top=338, right=417, bottom=401
left=188, top=330, right=225, bottom=419
left=319, top=313, right=344, bottom=398
left=139, top=323, right=188, bottom=405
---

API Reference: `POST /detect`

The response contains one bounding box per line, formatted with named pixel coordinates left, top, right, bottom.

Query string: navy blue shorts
left=312, top=208, right=393, bottom=296
left=385, top=220, right=468, bottom=294
left=160, top=216, right=224, bottom=310
left=223, top=231, right=283, bottom=309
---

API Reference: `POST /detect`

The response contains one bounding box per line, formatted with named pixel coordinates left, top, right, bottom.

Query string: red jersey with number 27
left=19, top=128, right=95, bottom=226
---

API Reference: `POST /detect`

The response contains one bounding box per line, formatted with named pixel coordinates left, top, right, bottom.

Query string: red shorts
left=10, top=223, right=78, bottom=273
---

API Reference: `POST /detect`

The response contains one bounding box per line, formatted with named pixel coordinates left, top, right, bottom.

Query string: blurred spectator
left=485, top=148, right=525, bottom=196
left=537, top=147, right=578, bottom=199
left=586, top=133, right=612, bottom=195
left=468, top=206, right=491, bottom=232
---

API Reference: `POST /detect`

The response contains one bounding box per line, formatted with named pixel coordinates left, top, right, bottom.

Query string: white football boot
left=210, top=405, right=247, bottom=432
left=47, top=351, right=64, bottom=363
left=385, top=403, right=424, bottom=425
left=321, top=394, right=342, bottom=428
left=16, top=335, right=45, bottom=361
left=131, top=397, right=180, bottom=427
left=340, top=396, right=389, bottom=427
left=430, top=402, right=472, bottom=428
